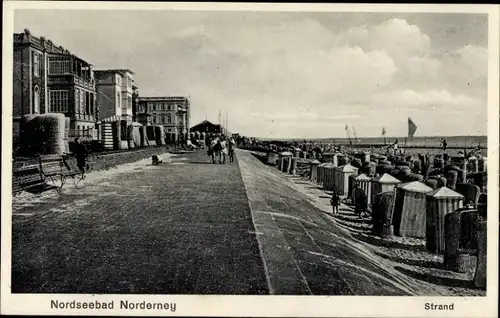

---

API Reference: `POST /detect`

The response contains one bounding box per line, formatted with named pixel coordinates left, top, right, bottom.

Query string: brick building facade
left=137, top=96, right=190, bottom=142
left=13, top=29, right=97, bottom=141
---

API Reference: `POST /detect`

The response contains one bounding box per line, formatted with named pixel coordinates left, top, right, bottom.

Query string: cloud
left=174, top=17, right=487, bottom=137
left=335, top=18, right=431, bottom=63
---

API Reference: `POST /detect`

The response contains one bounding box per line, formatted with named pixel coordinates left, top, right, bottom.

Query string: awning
left=97, top=115, right=121, bottom=124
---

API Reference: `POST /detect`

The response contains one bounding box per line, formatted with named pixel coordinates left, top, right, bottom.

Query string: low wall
left=68, top=147, right=169, bottom=172
left=12, top=147, right=172, bottom=194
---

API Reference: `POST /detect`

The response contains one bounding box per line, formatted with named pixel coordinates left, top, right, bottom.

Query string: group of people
left=206, top=134, right=236, bottom=164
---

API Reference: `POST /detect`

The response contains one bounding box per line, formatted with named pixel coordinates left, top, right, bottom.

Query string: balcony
left=48, top=74, right=95, bottom=91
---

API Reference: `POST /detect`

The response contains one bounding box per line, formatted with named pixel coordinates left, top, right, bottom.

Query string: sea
left=264, top=135, right=488, bottom=157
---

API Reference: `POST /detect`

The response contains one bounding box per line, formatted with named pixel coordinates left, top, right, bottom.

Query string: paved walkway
left=12, top=148, right=428, bottom=296
left=236, top=149, right=423, bottom=295
left=11, top=151, right=268, bottom=294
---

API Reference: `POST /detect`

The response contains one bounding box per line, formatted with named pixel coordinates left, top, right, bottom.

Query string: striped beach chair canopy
left=97, top=115, right=121, bottom=124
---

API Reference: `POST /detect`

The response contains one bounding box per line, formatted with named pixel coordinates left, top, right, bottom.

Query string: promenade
left=12, top=151, right=268, bottom=294
left=10, top=149, right=475, bottom=295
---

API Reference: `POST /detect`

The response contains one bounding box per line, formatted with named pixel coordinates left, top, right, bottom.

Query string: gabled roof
left=323, top=162, right=336, bottom=169
left=336, top=164, right=358, bottom=172
left=374, top=173, right=401, bottom=184
left=427, top=186, right=464, bottom=199
left=192, top=120, right=214, bottom=127
left=397, top=181, right=432, bottom=193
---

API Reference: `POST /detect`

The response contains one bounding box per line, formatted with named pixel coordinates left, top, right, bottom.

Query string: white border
left=2, top=2, right=499, bottom=317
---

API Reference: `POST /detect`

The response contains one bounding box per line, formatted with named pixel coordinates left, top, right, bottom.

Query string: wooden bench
left=13, top=153, right=95, bottom=195
left=38, top=154, right=86, bottom=194
left=12, top=164, right=47, bottom=194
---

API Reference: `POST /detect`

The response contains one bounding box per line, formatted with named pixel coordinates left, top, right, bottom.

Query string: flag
left=345, top=125, right=348, bottom=131
left=382, top=127, right=386, bottom=136
left=408, top=118, right=417, bottom=138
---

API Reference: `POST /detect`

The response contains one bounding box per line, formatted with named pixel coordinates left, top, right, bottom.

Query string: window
left=167, top=114, right=172, bottom=124
left=117, top=92, right=122, bottom=110
left=33, top=86, right=40, bottom=113
left=85, top=92, right=90, bottom=114
left=127, top=97, right=132, bottom=109
left=75, top=89, right=80, bottom=113
left=33, top=53, right=40, bottom=77
left=90, top=93, right=95, bottom=115
left=80, top=90, right=85, bottom=114
left=49, top=90, right=69, bottom=113
left=167, top=104, right=172, bottom=111
left=48, top=56, right=71, bottom=75
left=147, top=103, right=153, bottom=113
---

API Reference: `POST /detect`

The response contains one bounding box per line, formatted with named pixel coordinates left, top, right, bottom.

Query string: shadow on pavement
left=188, top=161, right=215, bottom=164
left=294, top=181, right=311, bottom=185
left=374, top=251, right=448, bottom=270
left=306, top=185, right=324, bottom=190
left=334, top=214, right=372, bottom=225
left=352, top=233, right=428, bottom=252
left=394, top=266, right=478, bottom=289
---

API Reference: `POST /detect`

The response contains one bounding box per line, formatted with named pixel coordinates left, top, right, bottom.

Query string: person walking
left=441, top=138, right=448, bottom=151
left=73, top=137, right=89, bottom=179
left=330, top=190, right=340, bottom=216
left=228, top=137, right=236, bottom=163
left=220, top=135, right=228, bottom=164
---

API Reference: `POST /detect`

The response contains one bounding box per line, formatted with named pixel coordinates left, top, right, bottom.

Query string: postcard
left=1, top=2, right=498, bottom=317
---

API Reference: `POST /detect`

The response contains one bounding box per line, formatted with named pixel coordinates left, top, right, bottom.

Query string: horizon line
left=249, top=134, right=487, bottom=140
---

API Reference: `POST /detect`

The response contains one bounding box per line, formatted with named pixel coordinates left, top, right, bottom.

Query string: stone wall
left=12, top=146, right=171, bottom=194
left=73, top=147, right=169, bottom=172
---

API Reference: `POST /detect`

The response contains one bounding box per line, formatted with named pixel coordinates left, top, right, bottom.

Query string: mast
left=226, top=111, right=228, bottom=135
left=352, top=124, right=359, bottom=152
left=382, top=126, right=387, bottom=146
left=345, top=124, right=352, bottom=146
left=218, top=109, right=222, bottom=133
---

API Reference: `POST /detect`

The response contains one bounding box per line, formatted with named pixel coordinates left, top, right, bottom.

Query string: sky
left=14, top=10, right=489, bottom=138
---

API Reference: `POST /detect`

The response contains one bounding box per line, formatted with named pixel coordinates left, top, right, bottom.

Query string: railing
left=48, top=74, right=95, bottom=89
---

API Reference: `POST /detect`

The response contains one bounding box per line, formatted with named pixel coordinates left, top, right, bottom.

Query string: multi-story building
left=94, top=69, right=135, bottom=123
left=13, top=29, right=97, bottom=140
left=132, top=83, right=139, bottom=122
left=137, top=96, right=190, bottom=141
